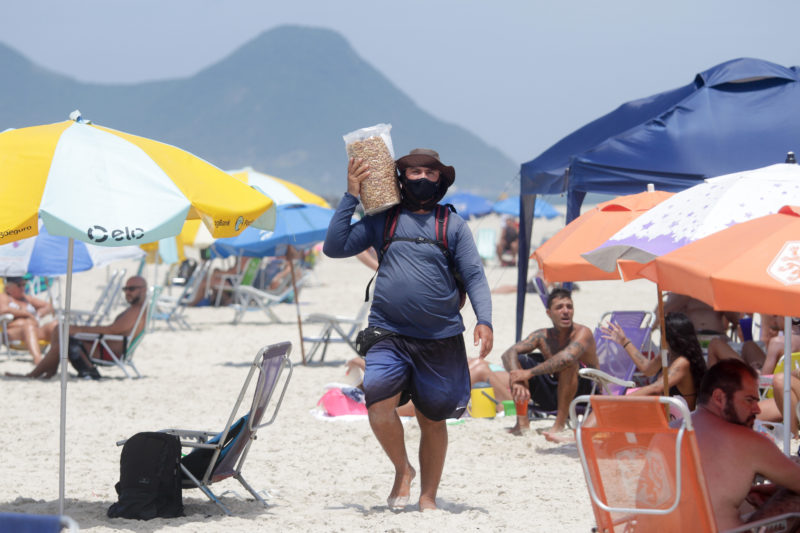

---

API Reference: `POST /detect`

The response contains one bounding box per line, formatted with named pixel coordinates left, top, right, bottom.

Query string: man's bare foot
left=506, top=422, right=531, bottom=436
left=536, top=423, right=567, bottom=435
left=4, top=371, right=32, bottom=379
left=4, top=371, right=49, bottom=379
left=419, top=496, right=437, bottom=511
left=387, top=465, right=416, bottom=509
left=543, top=430, right=575, bottom=443
left=506, top=414, right=530, bottom=436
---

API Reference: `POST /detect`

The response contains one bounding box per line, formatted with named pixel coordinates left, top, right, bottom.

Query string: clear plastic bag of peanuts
left=343, top=123, right=401, bottom=215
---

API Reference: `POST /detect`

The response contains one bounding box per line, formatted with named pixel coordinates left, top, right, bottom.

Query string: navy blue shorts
left=362, top=334, right=470, bottom=421
left=518, top=352, right=593, bottom=412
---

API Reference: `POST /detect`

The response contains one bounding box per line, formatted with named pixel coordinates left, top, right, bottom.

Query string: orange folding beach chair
left=570, top=395, right=800, bottom=533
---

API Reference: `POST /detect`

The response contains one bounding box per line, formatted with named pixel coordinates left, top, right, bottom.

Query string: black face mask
left=399, top=175, right=448, bottom=211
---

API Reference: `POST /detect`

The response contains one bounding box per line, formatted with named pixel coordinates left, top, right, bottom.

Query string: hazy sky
left=2, top=1, right=799, bottom=166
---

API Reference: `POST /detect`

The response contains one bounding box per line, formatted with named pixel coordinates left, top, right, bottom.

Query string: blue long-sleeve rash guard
left=323, top=193, right=492, bottom=339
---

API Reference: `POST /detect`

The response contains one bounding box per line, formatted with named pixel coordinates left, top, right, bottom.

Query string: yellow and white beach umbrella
left=179, top=218, right=217, bottom=249
left=1, top=112, right=273, bottom=246
left=228, top=166, right=330, bottom=208
left=0, top=111, right=273, bottom=513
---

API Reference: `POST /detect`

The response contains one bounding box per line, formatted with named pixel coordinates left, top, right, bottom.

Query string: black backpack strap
left=364, top=204, right=464, bottom=305
left=381, top=205, right=402, bottom=258
left=364, top=206, right=401, bottom=302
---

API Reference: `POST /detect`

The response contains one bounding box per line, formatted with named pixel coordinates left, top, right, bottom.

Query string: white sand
left=0, top=212, right=657, bottom=531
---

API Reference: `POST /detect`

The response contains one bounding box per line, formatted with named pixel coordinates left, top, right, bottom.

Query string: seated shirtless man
left=8, top=276, right=148, bottom=379
left=470, top=287, right=597, bottom=438
left=693, top=359, right=800, bottom=530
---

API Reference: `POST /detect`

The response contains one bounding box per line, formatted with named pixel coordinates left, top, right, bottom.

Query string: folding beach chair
left=476, top=227, right=496, bottom=265
left=158, top=341, right=293, bottom=515
left=0, top=512, right=79, bottom=532
left=758, top=352, right=800, bottom=399
left=533, top=276, right=549, bottom=309
left=302, top=297, right=371, bottom=363
left=71, top=269, right=126, bottom=326
left=72, top=286, right=155, bottom=379
left=571, top=395, right=800, bottom=533
left=580, top=311, right=656, bottom=396
left=212, top=257, right=261, bottom=307
left=231, top=267, right=312, bottom=325
left=153, top=261, right=212, bottom=330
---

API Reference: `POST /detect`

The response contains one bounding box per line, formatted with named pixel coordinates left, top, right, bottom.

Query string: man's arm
left=500, top=329, right=546, bottom=371
left=517, top=327, right=593, bottom=378
left=323, top=159, right=374, bottom=259
left=503, top=329, right=546, bottom=403
left=752, top=434, right=800, bottom=495
left=70, top=307, right=140, bottom=336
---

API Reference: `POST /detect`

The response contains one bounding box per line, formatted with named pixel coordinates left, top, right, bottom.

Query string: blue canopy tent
left=515, top=57, right=800, bottom=340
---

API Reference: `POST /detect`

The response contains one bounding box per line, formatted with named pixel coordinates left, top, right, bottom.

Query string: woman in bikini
left=602, top=311, right=707, bottom=410
left=0, top=277, right=58, bottom=365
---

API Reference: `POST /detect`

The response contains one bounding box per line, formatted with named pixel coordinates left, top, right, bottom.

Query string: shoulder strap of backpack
left=364, top=205, right=401, bottom=302
left=363, top=204, right=463, bottom=303
left=381, top=205, right=402, bottom=258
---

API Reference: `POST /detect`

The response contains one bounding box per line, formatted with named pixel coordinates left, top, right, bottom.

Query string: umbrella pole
left=288, top=259, right=306, bottom=365
left=59, top=238, right=75, bottom=514
left=783, top=316, right=792, bottom=455
left=656, top=284, right=669, bottom=415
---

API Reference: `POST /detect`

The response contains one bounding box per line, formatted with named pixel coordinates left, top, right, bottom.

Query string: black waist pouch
left=355, top=326, right=397, bottom=357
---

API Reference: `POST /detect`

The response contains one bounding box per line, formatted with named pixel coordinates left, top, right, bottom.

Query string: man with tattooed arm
left=502, top=288, right=597, bottom=438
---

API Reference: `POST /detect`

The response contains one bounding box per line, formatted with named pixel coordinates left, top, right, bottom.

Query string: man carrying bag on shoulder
left=324, top=148, right=493, bottom=511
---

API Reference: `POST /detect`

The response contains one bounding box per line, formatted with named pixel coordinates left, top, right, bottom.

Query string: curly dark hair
left=664, top=312, right=707, bottom=391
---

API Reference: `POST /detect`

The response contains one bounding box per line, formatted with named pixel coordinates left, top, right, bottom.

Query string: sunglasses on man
left=122, top=286, right=145, bottom=292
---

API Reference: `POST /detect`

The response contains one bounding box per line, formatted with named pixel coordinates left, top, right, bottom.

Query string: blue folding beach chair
left=580, top=310, right=656, bottom=397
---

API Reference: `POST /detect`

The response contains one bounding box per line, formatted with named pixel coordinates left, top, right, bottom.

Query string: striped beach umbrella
left=0, top=220, right=144, bottom=277
left=1, top=113, right=273, bottom=246
left=228, top=166, right=330, bottom=208
left=0, top=111, right=273, bottom=513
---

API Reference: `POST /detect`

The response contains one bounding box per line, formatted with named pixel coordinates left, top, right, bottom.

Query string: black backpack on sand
left=107, top=432, right=184, bottom=520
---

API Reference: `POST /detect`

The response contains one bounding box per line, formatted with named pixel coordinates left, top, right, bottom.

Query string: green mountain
left=0, top=25, right=517, bottom=198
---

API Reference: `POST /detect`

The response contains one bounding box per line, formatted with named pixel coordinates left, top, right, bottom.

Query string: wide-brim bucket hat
left=395, top=148, right=455, bottom=186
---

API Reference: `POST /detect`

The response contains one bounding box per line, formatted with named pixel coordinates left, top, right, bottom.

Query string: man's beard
left=723, top=396, right=755, bottom=428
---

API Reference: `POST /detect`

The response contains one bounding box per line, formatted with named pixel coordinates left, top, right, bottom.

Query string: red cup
left=514, top=398, right=528, bottom=417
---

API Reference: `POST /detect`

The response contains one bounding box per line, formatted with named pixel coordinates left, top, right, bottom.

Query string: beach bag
left=108, top=432, right=184, bottom=520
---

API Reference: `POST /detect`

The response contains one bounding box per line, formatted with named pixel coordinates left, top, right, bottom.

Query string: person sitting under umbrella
left=6, top=276, right=148, bottom=379
left=0, top=276, right=57, bottom=365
